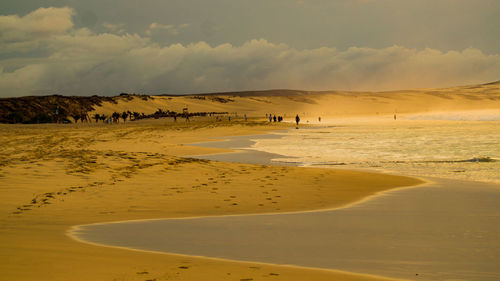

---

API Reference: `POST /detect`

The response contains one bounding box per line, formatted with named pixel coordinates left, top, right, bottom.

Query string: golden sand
left=0, top=118, right=423, bottom=281
left=92, top=81, right=500, bottom=119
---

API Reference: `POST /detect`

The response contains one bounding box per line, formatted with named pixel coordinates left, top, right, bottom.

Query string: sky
left=1, top=0, right=499, bottom=97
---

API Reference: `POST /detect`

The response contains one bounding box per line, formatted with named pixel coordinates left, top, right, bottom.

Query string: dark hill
left=187, top=89, right=314, bottom=97
left=0, top=94, right=151, bottom=124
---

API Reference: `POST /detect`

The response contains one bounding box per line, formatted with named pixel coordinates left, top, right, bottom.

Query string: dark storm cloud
left=2, top=0, right=499, bottom=53
left=0, top=3, right=499, bottom=96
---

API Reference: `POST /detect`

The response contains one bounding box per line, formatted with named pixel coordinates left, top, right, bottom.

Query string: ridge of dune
left=91, top=80, right=500, bottom=118
left=1, top=80, right=499, bottom=123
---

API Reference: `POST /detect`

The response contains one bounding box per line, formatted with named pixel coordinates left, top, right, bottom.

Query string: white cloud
left=146, top=22, right=189, bottom=36
left=102, top=22, right=125, bottom=34
left=0, top=7, right=74, bottom=41
left=1, top=7, right=499, bottom=97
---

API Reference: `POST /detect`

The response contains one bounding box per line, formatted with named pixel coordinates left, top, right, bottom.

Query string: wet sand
left=190, top=133, right=298, bottom=165
left=73, top=179, right=500, bottom=281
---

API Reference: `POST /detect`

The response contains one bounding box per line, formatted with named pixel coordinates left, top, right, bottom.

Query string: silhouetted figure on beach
left=112, top=112, right=120, bottom=123
left=295, top=114, right=300, bottom=128
left=318, top=116, right=321, bottom=122
left=269, top=114, right=272, bottom=122
left=133, top=112, right=140, bottom=120
left=71, top=114, right=80, bottom=123
left=81, top=113, right=90, bottom=123
left=121, top=112, right=128, bottom=123
left=273, top=115, right=277, bottom=122
left=394, top=114, right=397, bottom=120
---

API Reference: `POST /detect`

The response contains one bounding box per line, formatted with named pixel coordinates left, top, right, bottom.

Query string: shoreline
left=0, top=120, right=449, bottom=281
left=69, top=128, right=430, bottom=228
left=70, top=179, right=500, bottom=281
left=66, top=127, right=432, bottom=281
left=67, top=178, right=430, bottom=230
left=67, top=227, right=407, bottom=281
left=66, top=127, right=500, bottom=280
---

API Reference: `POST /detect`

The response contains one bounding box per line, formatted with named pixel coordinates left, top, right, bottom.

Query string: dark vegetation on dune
left=0, top=93, right=228, bottom=124
left=1, top=94, right=119, bottom=124
left=0, top=94, right=155, bottom=124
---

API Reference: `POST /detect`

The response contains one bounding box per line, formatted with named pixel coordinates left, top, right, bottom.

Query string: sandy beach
left=69, top=130, right=500, bottom=281
left=0, top=117, right=424, bottom=281
left=1, top=82, right=499, bottom=281
left=2, top=2, right=500, bottom=280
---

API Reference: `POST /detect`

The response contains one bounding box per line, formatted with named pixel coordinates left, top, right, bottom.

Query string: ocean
left=250, top=117, right=500, bottom=184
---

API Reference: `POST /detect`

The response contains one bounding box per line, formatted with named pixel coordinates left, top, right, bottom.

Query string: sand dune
left=2, top=81, right=498, bottom=124
left=91, top=81, right=500, bottom=118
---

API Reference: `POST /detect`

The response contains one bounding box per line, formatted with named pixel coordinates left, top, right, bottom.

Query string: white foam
left=404, top=110, right=500, bottom=121
left=250, top=120, right=500, bottom=184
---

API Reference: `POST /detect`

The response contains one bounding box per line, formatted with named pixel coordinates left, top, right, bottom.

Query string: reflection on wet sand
left=73, top=179, right=500, bottom=281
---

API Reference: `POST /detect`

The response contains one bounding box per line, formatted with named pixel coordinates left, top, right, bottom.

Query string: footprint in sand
left=249, top=266, right=260, bottom=269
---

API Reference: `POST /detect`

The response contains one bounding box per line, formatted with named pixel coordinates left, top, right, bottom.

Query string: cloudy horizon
left=1, top=1, right=500, bottom=97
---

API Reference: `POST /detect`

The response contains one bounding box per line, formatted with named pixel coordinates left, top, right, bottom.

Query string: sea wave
left=252, top=121, right=500, bottom=184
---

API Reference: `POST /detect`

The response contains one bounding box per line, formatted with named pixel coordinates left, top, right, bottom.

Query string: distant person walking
left=269, top=114, right=272, bottom=122
left=318, top=116, right=321, bottom=122
left=295, top=114, right=300, bottom=128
